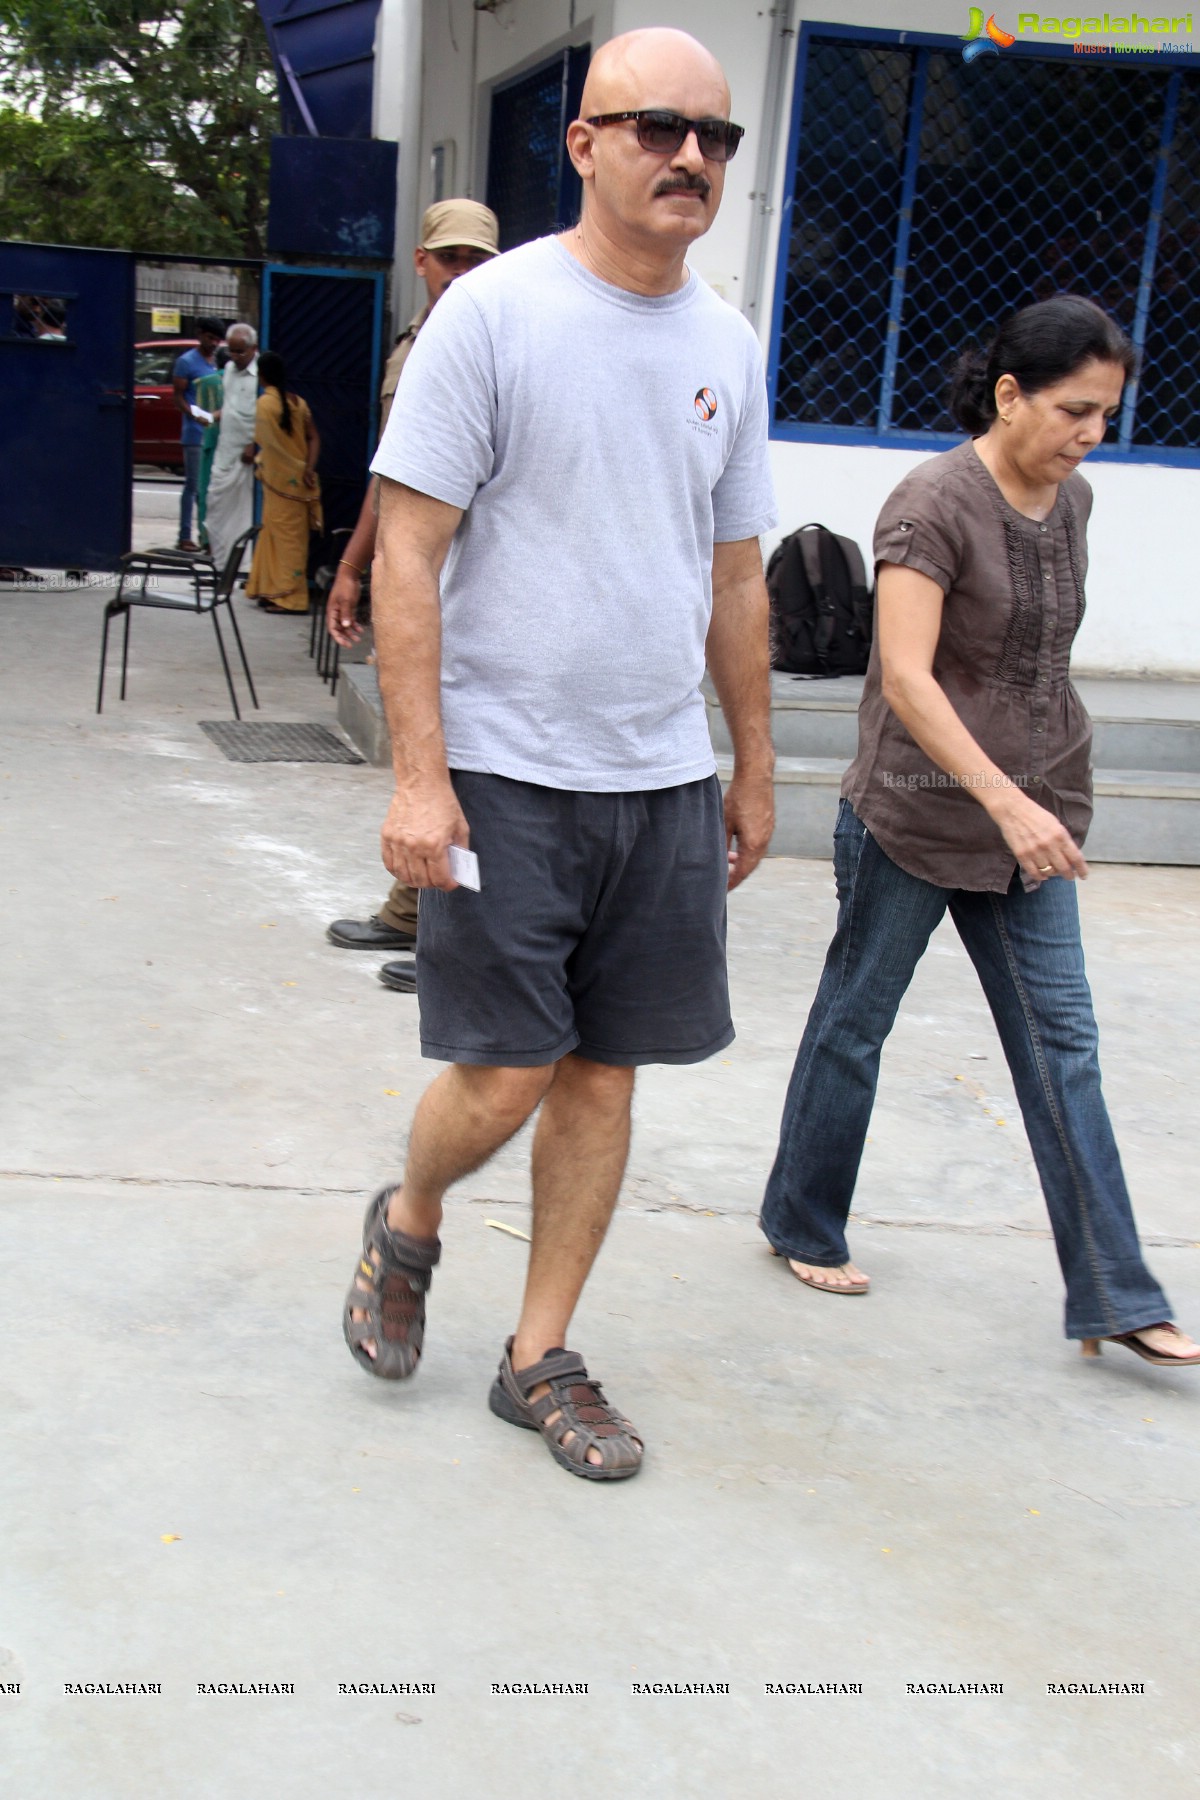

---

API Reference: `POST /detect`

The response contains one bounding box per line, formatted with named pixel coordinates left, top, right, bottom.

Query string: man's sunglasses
left=585, top=111, right=745, bottom=164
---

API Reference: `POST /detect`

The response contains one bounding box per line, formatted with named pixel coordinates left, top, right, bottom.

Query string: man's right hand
left=326, top=567, right=364, bottom=647
left=381, top=781, right=470, bottom=889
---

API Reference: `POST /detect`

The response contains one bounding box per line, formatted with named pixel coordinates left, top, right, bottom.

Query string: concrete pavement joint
left=2, top=1167, right=1196, bottom=1248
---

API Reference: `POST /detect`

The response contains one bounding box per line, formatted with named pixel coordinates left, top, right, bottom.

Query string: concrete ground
left=129, top=470, right=205, bottom=557
left=2, top=570, right=1199, bottom=1799
left=130, top=471, right=185, bottom=554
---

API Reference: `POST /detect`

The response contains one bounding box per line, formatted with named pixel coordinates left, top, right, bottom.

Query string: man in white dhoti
left=204, top=323, right=259, bottom=573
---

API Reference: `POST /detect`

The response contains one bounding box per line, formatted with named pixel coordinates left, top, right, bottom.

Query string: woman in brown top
left=760, top=296, right=1198, bottom=1368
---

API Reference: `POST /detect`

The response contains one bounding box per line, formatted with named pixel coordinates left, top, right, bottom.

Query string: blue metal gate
left=0, top=242, right=134, bottom=569
left=261, top=263, right=384, bottom=538
left=486, top=46, right=590, bottom=250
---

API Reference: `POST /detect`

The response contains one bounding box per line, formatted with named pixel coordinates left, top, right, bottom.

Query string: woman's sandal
left=767, top=1244, right=870, bottom=1295
left=488, top=1338, right=644, bottom=1481
left=1081, top=1323, right=1200, bottom=1366
left=342, top=1187, right=441, bottom=1380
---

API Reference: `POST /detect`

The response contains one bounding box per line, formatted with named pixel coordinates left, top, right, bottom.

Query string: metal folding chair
left=96, top=526, right=261, bottom=719
left=310, top=527, right=370, bottom=699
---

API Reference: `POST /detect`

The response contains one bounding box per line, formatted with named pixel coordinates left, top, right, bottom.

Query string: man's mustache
left=653, top=174, right=711, bottom=199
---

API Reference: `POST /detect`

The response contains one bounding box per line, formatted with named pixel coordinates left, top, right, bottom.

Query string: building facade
left=372, top=0, right=1200, bottom=675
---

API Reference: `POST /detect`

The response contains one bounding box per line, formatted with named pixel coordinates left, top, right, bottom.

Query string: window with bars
left=768, top=29, right=1200, bottom=463
left=485, top=47, right=590, bottom=252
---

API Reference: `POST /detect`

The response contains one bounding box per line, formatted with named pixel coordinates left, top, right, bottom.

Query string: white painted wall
left=1058, top=461, right=1199, bottom=673
left=757, top=441, right=1200, bottom=676
left=756, top=4, right=1200, bottom=677
left=379, top=0, right=1200, bottom=675
left=374, top=0, right=421, bottom=328
left=397, top=0, right=611, bottom=320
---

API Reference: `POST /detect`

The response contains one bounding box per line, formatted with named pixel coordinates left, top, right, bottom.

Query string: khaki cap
left=420, top=199, right=500, bottom=256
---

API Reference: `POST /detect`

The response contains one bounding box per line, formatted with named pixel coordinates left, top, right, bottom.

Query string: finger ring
left=1038, top=864, right=1053, bottom=873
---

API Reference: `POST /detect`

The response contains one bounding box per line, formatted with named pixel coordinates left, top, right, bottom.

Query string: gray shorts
left=417, top=771, right=733, bottom=1068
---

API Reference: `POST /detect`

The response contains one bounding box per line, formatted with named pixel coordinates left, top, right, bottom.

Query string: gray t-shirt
left=370, top=236, right=777, bottom=792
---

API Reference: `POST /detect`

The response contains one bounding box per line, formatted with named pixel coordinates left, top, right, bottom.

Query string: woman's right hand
left=990, top=786, right=1089, bottom=882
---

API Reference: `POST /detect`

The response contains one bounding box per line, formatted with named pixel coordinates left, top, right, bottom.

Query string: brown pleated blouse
left=842, top=440, right=1095, bottom=892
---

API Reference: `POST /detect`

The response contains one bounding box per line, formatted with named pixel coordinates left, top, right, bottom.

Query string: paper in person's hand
left=448, top=846, right=481, bottom=891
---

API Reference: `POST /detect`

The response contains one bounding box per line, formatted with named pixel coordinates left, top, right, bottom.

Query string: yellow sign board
left=150, top=308, right=182, bottom=333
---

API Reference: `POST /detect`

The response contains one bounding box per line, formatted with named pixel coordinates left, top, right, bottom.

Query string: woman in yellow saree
left=246, top=351, right=322, bottom=613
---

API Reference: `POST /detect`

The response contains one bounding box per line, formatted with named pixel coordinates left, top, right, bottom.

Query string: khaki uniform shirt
left=378, top=306, right=429, bottom=435
left=843, top=439, right=1094, bottom=892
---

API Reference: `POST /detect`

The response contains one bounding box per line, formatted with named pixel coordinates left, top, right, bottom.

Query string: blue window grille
left=486, top=47, right=590, bottom=251
left=768, top=27, right=1200, bottom=465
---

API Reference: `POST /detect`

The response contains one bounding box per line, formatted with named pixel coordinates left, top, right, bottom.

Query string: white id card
left=448, top=846, right=481, bottom=891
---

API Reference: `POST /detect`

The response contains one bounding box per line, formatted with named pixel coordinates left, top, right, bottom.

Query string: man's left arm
left=706, top=535, right=775, bottom=890
left=172, top=356, right=192, bottom=420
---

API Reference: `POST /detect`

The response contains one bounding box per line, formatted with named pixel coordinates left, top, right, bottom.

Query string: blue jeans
left=760, top=800, right=1171, bottom=1340
left=178, top=444, right=202, bottom=543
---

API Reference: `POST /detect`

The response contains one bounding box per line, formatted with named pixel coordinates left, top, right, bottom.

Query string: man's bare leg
left=510, top=1054, right=636, bottom=1467
left=351, top=1061, right=554, bottom=1359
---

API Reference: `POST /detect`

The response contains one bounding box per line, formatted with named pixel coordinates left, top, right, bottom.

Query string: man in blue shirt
left=172, top=317, right=224, bottom=551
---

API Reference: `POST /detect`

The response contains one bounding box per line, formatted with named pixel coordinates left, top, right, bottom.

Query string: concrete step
left=706, top=672, right=1200, bottom=862
left=706, top=674, right=1200, bottom=771
left=338, top=663, right=390, bottom=766
left=1090, top=717, right=1200, bottom=773
left=706, top=674, right=861, bottom=759
left=342, top=662, right=1200, bottom=863
left=1085, top=767, right=1200, bottom=863
left=716, top=755, right=1200, bottom=865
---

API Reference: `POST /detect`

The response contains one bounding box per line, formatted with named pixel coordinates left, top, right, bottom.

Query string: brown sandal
left=1081, top=1323, right=1200, bottom=1366
left=488, top=1338, right=644, bottom=1481
left=342, top=1188, right=440, bottom=1380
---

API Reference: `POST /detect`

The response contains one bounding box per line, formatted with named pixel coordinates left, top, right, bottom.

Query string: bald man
left=343, top=30, right=777, bottom=1482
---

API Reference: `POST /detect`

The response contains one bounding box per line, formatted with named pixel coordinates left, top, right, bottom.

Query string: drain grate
left=199, top=721, right=363, bottom=764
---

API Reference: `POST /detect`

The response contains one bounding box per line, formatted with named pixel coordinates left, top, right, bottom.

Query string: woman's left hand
left=303, top=470, right=317, bottom=490
left=990, top=786, right=1090, bottom=882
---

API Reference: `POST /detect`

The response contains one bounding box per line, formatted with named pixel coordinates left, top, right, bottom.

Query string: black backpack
left=766, top=522, right=874, bottom=678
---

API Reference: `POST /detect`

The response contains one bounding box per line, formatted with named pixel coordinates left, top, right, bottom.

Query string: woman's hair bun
left=947, top=347, right=994, bottom=434
left=946, top=296, right=1136, bottom=436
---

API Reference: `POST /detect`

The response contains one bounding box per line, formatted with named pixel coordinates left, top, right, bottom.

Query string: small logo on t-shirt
left=694, top=387, right=718, bottom=422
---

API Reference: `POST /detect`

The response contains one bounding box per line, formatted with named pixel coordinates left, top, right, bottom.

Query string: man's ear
left=565, top=119, right=595, bottom=181
left=413, top=246, right=429, bottom=280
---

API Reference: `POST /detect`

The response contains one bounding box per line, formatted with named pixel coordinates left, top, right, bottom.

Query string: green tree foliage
left=0, top=0, right=278, bottom=255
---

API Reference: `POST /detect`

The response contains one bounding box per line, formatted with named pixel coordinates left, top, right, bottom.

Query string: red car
left=133, top=338, right=199, bottom=469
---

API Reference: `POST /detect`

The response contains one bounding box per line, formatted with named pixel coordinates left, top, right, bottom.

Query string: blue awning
left=256, top=0, right=382, bottom=140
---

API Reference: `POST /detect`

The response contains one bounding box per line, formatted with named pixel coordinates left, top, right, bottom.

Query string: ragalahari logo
left=961, top=8, right=1017, bottom=58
